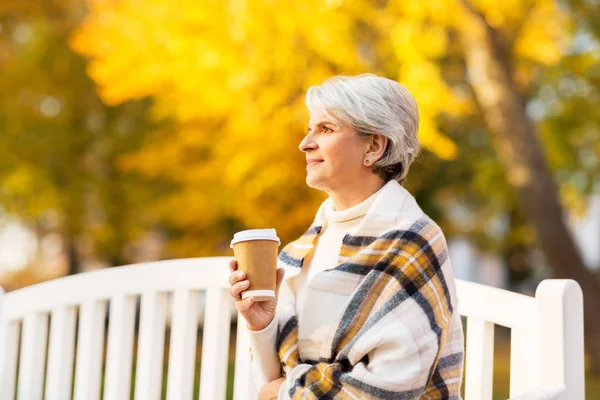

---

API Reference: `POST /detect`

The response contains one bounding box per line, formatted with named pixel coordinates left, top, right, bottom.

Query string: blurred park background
left=1, top=0, right=600, bottom=397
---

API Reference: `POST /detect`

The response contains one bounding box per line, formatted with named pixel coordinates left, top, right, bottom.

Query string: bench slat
left=200, top=288, right=231, bottom=400
left=74, top=300, right=106, bottom=400
left=45, top=306, right=77, bottom=400
left=464, top=317, right=494, bottom=400
left=104, top=295, right=136, bottom=400
left=234, top=313, right=258, bottom=400
left=166, top=289, right=200, bottom=400
left=510, top=327, right=538, bottom=397
left=134, top=292, right=167, bottom=400
left=0, top=320, right=20, bottom=400
left=18, top=313, right=49, bottom=400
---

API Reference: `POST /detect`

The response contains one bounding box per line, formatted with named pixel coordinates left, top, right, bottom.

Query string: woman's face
left=299, top=108, right=370, bottom=192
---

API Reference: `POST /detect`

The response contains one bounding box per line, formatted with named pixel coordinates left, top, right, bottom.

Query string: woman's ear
left=365, top=134, right=388, bottom=164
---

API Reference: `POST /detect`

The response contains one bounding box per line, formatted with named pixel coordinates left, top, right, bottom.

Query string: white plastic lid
left=230, top=228, right=281, bottom=247
left=241, top=290, right=275, bottom=299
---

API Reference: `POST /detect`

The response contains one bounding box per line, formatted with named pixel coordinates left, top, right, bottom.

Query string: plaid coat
left=274, top=181, right=464, bottom=399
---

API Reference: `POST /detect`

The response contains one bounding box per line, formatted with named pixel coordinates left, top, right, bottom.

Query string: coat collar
left=279, top=180, right=425, bottom=277
left=310, top=180, right=424, bottom=230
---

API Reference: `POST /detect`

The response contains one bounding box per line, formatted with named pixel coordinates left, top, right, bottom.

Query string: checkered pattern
left=275, top=212, right=464, bottom=399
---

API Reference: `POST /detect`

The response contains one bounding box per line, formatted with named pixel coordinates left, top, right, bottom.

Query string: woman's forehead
left=308, top=109, right=341, bottom=126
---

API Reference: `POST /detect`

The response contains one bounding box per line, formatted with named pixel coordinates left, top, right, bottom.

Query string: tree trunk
left=65, top=235, right=81, bottom=276
left=458, top=0, right=600, bottom=374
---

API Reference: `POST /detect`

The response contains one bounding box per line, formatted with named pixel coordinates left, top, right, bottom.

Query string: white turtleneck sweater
left=248, top=187, right=384, bottom=389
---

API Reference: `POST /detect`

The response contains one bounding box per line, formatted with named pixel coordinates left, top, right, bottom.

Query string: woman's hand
left=228, top=259, right=285, bottom=331
left=259, top=377, right=285, bottom=400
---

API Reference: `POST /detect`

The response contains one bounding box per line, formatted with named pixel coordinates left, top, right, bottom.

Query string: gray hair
left=305, top=74, right=420, bottom=184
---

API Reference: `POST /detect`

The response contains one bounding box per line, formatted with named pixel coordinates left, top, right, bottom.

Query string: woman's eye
left=324, top=127, right=333, bottom=133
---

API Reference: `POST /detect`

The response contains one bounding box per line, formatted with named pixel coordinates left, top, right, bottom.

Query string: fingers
left=237, top=296, right=254, bottom=312
left=228, top=261, right=249, bottom=301
left=228, top=269, right=246, bottom=286
left=228, top=259, right=238, bottom=273
left=274, top=268, right=285, bottom=301
left=275, top=268, right=285, bottom=290
left=229, top=280, right=250, bottom=299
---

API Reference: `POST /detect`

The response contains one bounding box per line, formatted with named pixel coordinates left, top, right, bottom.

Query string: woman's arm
left=248, top=316, right=282, bottom=388
left=227, top=259, right=287, bottom=389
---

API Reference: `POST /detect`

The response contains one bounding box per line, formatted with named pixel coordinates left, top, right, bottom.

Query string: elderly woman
left=228, top=74, right=464, bottom=399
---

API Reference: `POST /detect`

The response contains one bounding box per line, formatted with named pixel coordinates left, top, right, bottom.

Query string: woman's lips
left=307, top=159, right=323, bottom=165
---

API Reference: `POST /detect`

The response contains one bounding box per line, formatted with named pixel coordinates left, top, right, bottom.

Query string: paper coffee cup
left=231, top=229, right=280, bottom=301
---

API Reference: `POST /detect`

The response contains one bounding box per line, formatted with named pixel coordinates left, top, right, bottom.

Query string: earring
left=364, top=159, right=370, bottom=166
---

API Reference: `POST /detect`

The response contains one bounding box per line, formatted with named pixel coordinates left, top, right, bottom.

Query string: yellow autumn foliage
left=71, top=0, right=573, bottom=255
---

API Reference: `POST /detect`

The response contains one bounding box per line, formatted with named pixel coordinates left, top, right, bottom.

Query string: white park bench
left=0, top=257, right=584, bottom=400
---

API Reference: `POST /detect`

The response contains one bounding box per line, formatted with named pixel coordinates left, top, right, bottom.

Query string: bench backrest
left=0, top=257, right=584, bottom=400
left=0, top=258, right=255, bottom=400
left=457, top=279, right=584, bottom=399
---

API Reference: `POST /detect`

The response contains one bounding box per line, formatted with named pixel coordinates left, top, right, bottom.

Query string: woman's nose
left=299, top=133, right=317, bottom=152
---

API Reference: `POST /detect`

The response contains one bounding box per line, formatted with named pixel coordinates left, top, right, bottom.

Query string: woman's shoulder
left=364, top=181, right=444, bottom=234
left=380, top=214, right=448, bottom=252
left=364, top=209, right=446, bottom=241
left=402, top=213, right=444, bottom=237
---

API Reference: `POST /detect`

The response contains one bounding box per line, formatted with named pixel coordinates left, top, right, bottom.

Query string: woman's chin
left=305, top=175, right=323, bottom=190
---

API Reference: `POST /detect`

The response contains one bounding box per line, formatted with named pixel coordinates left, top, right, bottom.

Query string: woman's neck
left=327, top=179, right=386, bottom=211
